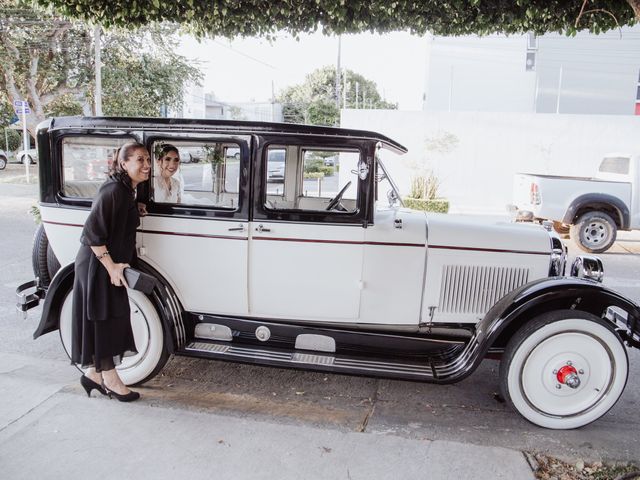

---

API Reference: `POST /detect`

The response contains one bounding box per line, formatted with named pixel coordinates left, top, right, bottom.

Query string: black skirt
left=71, top=246, right=138, bottom=372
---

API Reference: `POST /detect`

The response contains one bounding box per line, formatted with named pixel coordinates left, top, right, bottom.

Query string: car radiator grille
left=438, top=265, right=529, bottom=314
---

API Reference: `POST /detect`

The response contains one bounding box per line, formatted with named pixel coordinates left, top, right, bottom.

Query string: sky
left=176, top=31, right=429, bottom=110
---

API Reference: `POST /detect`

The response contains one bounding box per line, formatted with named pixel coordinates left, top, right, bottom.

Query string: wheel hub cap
left=556, top=364, right=581, bottom=389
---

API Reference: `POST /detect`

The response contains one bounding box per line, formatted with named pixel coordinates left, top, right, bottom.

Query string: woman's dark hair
left=157, top=144, right=179, bottom=160
left=109, top=141, right=147, bottom=188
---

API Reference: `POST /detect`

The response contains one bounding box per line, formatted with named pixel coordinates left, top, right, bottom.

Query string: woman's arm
left=91, top=246, right=130, bottom=288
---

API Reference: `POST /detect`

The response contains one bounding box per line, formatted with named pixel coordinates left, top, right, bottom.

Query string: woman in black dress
left=72, top=141, right=151, bottom=402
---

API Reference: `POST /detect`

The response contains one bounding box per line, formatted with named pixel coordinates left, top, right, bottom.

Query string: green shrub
left=319, top=166, right=334, bottom=176
left=304, top=172, right=325, bottom=179
left=403, top=197, right=449, bottom=213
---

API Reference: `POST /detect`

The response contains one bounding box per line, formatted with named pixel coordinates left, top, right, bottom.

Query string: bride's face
left=157, top=151, right=180, bottom=179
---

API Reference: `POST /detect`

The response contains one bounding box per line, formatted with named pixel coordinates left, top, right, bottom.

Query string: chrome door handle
left=228, top=225, right=245, bottom=232
left=255, top=224, right=271, bottom=233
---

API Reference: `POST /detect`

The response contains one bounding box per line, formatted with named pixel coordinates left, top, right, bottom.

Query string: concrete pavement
left=0, top=352, right=535, bottom=480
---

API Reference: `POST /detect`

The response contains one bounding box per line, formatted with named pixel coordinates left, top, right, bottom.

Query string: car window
left=599, top=156, right=630, bottom=175
left=264, top=146, right=360, bottom=213
left=61, top=136, right=131, bottom=198
left=151, top=140, right=240, bottom=210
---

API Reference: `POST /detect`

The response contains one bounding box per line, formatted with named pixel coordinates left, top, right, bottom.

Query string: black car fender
left=32, top=260, right=185, bottom=354
left=436, top=277, right=640, bottom=383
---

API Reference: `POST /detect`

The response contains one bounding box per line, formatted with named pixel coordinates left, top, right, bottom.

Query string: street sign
left=13, top=100, right=31, bottom=115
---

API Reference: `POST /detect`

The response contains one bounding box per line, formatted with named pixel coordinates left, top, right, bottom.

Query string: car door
left=248, top=136, right=371, bottom=322
left=141, top=133, right=251, bottom=316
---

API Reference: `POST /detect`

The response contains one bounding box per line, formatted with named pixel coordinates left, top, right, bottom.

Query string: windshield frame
left=375, top=147, right=404, bottom=208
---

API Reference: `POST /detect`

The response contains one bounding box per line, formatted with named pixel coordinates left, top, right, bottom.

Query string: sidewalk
left=0, top=352, right=535, bottom=480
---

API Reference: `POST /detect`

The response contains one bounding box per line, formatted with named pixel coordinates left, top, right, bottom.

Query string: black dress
left=71, top=176, right=139, bottom=372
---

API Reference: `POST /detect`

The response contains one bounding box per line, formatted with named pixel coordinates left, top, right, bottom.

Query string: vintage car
left=17, top=116, right=640, bottom=430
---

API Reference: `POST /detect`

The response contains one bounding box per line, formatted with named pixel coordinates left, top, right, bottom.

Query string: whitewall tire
left=500, top=310, right=628, bottom=429
left=59, top=288, right=168, bottom=386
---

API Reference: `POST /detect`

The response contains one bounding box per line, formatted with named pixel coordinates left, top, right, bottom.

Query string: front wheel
left=22, top=154, right=34, bottom=165
left=500, top=310, right=628, bottom=429
left=59, top=289, right=169, bottom=386
left=0, top=156, right=6, bottom=170
left=570, top=211, right=617, bottom=253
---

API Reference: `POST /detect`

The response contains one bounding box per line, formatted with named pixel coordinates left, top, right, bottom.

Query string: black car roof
left=46, top=116, right=407, bottom=154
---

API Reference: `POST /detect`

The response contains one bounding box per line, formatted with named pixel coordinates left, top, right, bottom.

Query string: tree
left=0, top=1, right=202, bottom=137
left=34, top=1, right=638, bottom=38
left=278, top=66, right=396, bottom=126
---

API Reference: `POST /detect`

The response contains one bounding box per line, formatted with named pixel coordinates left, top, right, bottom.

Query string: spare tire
left=32, top=224, right=61, bottom=287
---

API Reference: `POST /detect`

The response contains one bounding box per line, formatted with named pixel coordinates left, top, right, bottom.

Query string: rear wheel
left=0, top=156, right=6, bottom=170
left=32, top=225, right=61, bottom=287
left=21, top=154, right=34, bottom=165
left=570, top=211, right=617, bottom=253
left=59, top=289, right=169, bottom=386
left=500, top=310, right=628, bottom=429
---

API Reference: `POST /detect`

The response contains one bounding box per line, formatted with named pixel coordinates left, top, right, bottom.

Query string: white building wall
left=341, top=109, right=640, bottom=215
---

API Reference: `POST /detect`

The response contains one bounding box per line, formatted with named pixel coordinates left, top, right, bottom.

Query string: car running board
left=180, top=339, right=467, bottom=382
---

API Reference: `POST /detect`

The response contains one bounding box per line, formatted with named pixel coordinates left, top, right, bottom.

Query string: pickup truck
left=511, top=154, right=639, bottom=253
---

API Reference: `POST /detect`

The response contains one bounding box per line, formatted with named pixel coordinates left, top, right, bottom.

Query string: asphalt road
left=1, top=176, right=639, bottom=463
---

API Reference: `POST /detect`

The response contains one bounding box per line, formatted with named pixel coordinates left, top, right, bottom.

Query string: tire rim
left=581, top=220, right=611, bottom=250
left=520, top=331, right=615, bottom=418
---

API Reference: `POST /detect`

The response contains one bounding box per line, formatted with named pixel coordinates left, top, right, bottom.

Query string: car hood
left=426, top=212, right=553, bottom=255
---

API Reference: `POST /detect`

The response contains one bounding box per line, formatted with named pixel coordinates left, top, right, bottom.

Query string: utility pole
left=335, top=35, right=342, bottom=123
left=355, top=82, right=360, bottom=109
left=343, top=70, right=348, bottom=109
left=555, top=65, right=563, bottom=114
left=94, top=25, right=103, bottom=116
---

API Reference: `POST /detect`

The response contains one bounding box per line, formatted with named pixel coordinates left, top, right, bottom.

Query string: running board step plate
left=182, top=340, right=437, bottom=381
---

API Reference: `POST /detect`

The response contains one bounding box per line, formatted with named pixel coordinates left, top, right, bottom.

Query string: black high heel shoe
left=80, top=375, right=107, bottom=397
left=102, top=382, right=140, bottom=402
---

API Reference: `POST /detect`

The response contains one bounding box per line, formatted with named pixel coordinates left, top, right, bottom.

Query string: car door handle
left=228, top=225, right=245, bottom=232
left=255, top=224, right=271, bottom=233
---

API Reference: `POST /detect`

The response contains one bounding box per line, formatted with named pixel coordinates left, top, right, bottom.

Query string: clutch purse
left=124, top=268, right=157, bottom=294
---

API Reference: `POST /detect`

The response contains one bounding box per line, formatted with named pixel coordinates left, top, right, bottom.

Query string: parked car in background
left=16, top=116, right=640, bottom=430
left=510, top=154, right=640, bottom=253
left=17, top=148, right=38, bottom=165
left=0, top=149, right=7, bottom=170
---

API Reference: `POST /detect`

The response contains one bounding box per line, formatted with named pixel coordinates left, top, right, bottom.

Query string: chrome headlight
left=570, top=255, right=604, bottom=283
left=548, top=237, right=567, bottom=276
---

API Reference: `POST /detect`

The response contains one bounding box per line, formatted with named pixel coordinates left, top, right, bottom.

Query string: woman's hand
left=137, top=202, right=148, bottom=216
left=107, top=262, right=130, bottom=288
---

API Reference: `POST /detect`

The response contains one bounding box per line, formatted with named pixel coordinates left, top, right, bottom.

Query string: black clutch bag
left=124, top=268, right=157, bottom=294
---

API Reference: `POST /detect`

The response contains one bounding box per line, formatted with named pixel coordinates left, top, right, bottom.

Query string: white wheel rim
left=521, top=331, right=613, bottom=417
left=581, top=220, right=611, bottom=249
left=507, top=318, right=628, bottom=429
left=59, top=289, right=164, bottom=385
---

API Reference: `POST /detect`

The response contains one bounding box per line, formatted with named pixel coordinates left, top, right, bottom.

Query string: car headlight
left=570, top=255, right=604, bottom=283
left=549, top=237, right=567, bottom=277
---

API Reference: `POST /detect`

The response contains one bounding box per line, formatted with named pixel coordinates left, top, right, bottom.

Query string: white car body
left=17, top=117, right=640, bottom=430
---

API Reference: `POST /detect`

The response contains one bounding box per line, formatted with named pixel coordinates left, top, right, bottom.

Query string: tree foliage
left=34, top=0, right=637, bottom=38
left=0, top=1, right=202, bottom=137
left=278, top=66, right=396, bottom=126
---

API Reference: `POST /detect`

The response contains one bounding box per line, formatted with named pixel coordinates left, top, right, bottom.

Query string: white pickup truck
left=511, top=154, right=639, bottom=253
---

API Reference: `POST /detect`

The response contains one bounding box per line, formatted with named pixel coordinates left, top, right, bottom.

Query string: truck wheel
left=499, top=310, right=628, bottom=429
left=58, top=289, right=169, bottom=386
left=570, top=211, right=617, bottom=253
left=0, top=156, right=6, bottom=170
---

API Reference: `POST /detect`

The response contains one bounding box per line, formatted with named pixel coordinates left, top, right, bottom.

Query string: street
left=1, top=175, right=639, bottom=469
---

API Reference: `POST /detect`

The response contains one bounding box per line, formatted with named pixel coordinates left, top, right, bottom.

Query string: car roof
left=44, top=116, right=407, bottom=154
